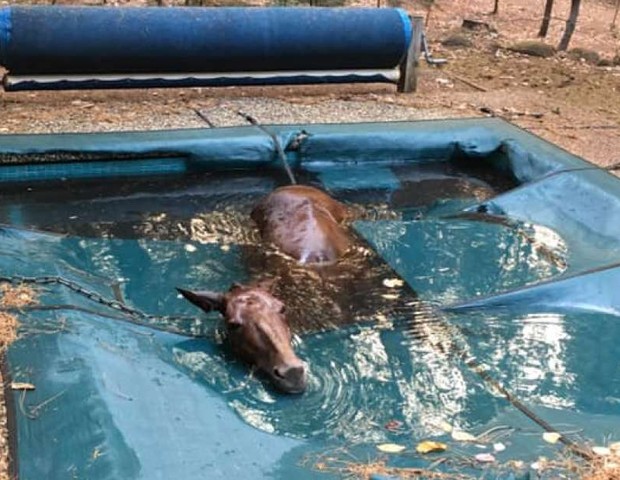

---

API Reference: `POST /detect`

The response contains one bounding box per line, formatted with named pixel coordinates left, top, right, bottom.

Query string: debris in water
left=452, top=430, right=476, bottom=442
left=416, top=440, right=447, bottom=454
left=382, top=278, right=404, bottom=288
left=10, top=382, right=35, bottom=391
left=381, top=293, right=400, bottom=300
left=543, top=432, right=561, bottom=444
left=377, top=443, right=406, bottom=453
left=493, top=442, right=506, bottom=452
left=475, top=453, right=495, bottom=463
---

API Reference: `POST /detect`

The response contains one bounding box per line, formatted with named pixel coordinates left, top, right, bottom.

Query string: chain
left=0, top=275, right=197, bottom=326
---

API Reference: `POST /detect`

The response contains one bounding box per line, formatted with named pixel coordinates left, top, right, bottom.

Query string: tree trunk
left=491, top=0, right=499, bottom=15
left=558, top=0, right=581, bottom=51
left=613, top=0, right=620, bottom=29
left=538, top=0, right=554, bottom=37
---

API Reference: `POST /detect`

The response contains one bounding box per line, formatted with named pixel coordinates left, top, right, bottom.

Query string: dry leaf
left=493, top=442, right=506, bottom=452
left=451, top=430, right=476, bottom=442
left=475, top=453, right=496, bottom=463
left=416, top=441, right=447, bottom=454
left=609, top=442, right=620, bottom=452
left=542, top=432, right=561, bottom=444
left=381, top=293, right=400, bottom=300
left=11, top=382, right=35, bottom=391
left=382, top=278, right=404, bottom=288
left=593, top=446, right=611, bottom=456
left=377, top=443, right=406, bottom=453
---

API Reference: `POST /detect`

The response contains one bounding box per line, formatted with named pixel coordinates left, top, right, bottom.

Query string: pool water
left=3, top=156, right=609, bottom=480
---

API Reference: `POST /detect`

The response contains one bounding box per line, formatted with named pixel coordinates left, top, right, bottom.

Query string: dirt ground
left=0, top=0, right=618, bottom=479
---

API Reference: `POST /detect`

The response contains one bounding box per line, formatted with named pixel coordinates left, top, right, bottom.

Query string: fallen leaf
left=382, top=278, right=404, bottom=288
left=416, top=441, right=447, bottom=454
left=592, top=446, right=611, bottom=456
left=381, top=293, right=400, bottom=300
left=542, top=432, right=561, bottom=444
left=609, top=442, right=620, bottom=452
left=11, top=382, right=35, bottom=391
left=377, top=443, right=406, bottom=453
left=475, top=453, right=496, bottom=463
left=452, top=430, right=476, bottom=442
left=493, top=442, right=506, bottom=452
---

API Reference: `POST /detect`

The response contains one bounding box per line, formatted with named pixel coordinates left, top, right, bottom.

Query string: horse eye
left=279, top=305, right=286, bottom=314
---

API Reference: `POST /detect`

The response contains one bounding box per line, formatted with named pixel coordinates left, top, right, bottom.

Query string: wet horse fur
left=179, top=185, right=419, bottom=393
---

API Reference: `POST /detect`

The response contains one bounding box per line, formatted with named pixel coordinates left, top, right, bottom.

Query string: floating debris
left=377, top=443, right=406, bottom=453
left=10, top=382, right=35, bottom=391
left=382, top=278, right=404, bottom=289
left=452, top=430, right=476, bottom=442
left=475, top=453, right=496, bottom=463
left=543, top=432, right=562, bottom=444
left=416, top=440, right=447, bottom=454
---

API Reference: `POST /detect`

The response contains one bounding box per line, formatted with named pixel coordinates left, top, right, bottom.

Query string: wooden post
left=398, top=16, right=423, bottom=94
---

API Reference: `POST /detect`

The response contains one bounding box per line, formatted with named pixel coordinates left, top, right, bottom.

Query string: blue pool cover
left=1, top=118, right=619, bottom=479
left=0, top=7, right=411, bottom=90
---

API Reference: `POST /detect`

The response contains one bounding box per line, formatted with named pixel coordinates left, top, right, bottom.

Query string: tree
left=558, top=0, right=581, bottom=51
left=491, top=0, right=499, bottom=15
left=538, top=0, right=554, bottom=38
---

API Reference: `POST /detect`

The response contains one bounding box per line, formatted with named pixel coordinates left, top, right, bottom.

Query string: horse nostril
left=274, top=364, right=305, bottom=382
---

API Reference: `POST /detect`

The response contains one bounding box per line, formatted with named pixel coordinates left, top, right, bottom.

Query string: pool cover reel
left=0, top=6, right=412, bottom=90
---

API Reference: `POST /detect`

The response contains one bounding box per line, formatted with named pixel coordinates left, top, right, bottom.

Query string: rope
left=237, top=111, right=298, bottom=185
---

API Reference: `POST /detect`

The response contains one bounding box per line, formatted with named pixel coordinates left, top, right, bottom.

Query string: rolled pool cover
left=0, top=6, right=411, bottom=88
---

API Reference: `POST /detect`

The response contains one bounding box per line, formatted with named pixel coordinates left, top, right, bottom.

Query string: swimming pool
left=1, top=118, right=619, bottom=479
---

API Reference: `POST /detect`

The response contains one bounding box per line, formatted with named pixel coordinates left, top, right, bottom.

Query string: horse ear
left=176, top=288, right=225, bottom=313
left=255, top=277, right=277, bottom=293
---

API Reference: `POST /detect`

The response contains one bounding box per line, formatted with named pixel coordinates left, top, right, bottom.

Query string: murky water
left=0, top=161, right=577, bottom=447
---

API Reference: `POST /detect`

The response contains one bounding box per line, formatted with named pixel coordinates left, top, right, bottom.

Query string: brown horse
left=250, top=185, right=352, bottom=265
left=177, top=280, right=307, bottom=394
left=178, top=185, right=354, bottom=394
